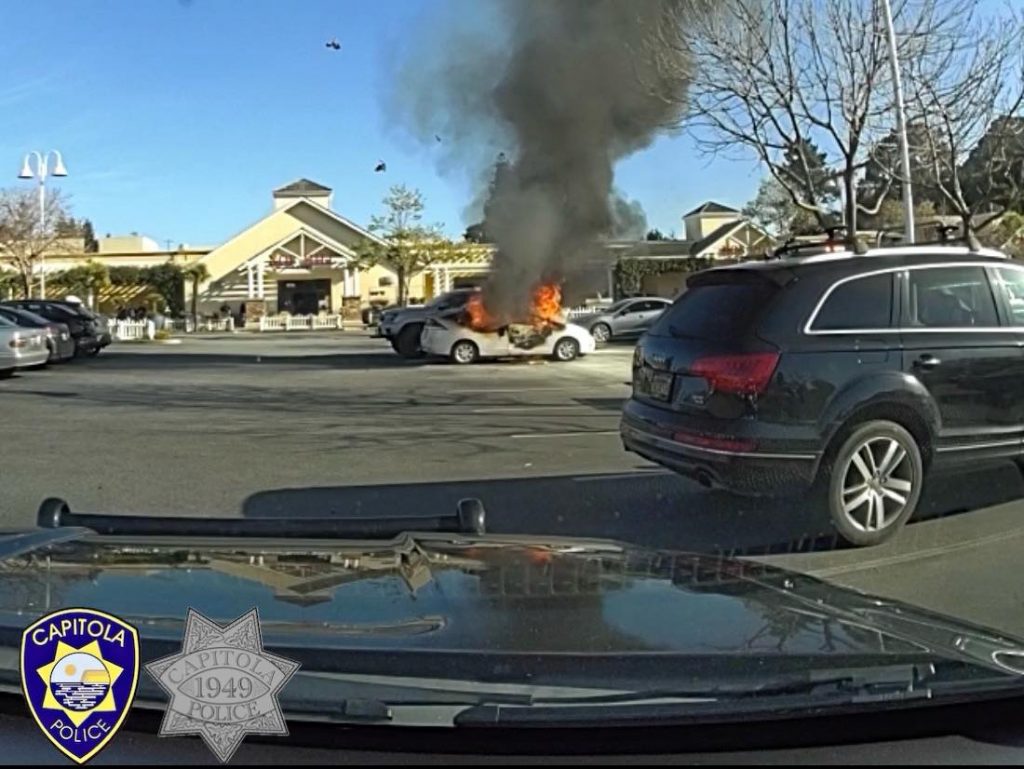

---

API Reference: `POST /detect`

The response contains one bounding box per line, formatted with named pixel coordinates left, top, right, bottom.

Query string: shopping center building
left=24, top=179, right=493, bottom=319
left=11, top=180, right=770, bottom=318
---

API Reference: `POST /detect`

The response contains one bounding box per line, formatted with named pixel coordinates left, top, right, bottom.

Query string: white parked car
left=0, top=316, right=49, bottom=378
left=420, top=317, right=597, bottom=364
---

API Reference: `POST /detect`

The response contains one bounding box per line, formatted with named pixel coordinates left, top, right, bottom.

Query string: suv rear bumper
left=620, top=400, right=819, bottom=496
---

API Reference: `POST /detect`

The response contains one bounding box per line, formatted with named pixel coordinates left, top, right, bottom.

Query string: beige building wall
left=273, top=193, right=331, bottom=211
left=287, top=204, right=372, bottom=251
left=684, top=213, right=741, bottom=240
left=98, top=235, right=160, bottom=253
left=198, top=210, right=304, bottom=288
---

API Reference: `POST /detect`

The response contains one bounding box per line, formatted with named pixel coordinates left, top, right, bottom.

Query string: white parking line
left=509, top=430, right=621, bottom=439
left=799, top=525, right=1024, bottom=579
left=453, top=386, right=627, bottom=394
left=572, top=470, right=671, bottom=482
left=473, top=406, right=616, bottom=414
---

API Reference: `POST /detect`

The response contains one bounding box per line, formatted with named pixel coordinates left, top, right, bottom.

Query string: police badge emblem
left=21, top=608, right=140, bottom=764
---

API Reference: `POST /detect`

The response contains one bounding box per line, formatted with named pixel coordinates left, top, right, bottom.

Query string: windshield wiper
left=269, top=663, right=951, bottom=728
left=34, top=497, right=487, bottom=539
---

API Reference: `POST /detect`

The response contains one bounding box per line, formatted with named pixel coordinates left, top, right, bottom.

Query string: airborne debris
left=374, top=160, right=387, bottom=173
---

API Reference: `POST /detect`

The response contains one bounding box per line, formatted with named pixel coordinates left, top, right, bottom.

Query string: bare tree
left=356, top=185, right=460, bottom=306
left=900, top=3, right=1024, bottom=239
left=654, top=0, right=968, bottom=235
left=0, top=187, right=72, bottom=298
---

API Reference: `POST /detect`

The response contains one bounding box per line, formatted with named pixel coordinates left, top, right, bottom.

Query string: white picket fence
left=253, top=314, right=345, bottom=332
left=112, top=320, right=155, bottom=341
left=165, top=318, right=235, bottom=333
left=565, top=304, right=612, bottom=320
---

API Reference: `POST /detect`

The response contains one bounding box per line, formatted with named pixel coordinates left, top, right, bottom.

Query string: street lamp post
left=879, top=0, right=915, bottom=244
left=18, top=150, right=68, bottom=299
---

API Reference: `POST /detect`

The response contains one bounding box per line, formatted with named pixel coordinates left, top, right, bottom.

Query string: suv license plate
left=635, top=367, right=673, bottom=401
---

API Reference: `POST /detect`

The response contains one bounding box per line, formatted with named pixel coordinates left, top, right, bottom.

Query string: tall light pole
left=18, top=150, right=68, bottom=299
left=879, top=0, right=915, bottom=243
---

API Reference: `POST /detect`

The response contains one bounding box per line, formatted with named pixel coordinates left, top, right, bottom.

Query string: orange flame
left=529, top=283, right=562, bottom=326
left=463, top=283, right=564, bottom=332
left=465, top=293, right=498, bottom=331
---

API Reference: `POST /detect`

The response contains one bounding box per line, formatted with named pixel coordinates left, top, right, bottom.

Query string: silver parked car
left=0, top=316, right=49, bottom=377
left=572, top=296, right=672, bottom=343
left=0, top=305, right=75, bottom=363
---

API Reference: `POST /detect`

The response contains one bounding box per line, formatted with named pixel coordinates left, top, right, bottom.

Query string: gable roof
left=684, top=201, right=739, bottom=217
left=284, top=197, right=387, bottom=247
left=273, top=178, right=333, bottom=197
left=689, top=220, right=747, bottom=256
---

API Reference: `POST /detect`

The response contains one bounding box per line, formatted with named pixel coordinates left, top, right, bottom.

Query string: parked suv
left=621, top=244, right=1019, bottom=546
left=376, top=288, right=480, bottom=357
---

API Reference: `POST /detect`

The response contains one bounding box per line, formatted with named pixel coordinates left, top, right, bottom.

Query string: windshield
left=2, top=0, right=1023, bottom=758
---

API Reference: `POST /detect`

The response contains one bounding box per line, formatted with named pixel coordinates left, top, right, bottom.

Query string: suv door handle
left=913, top=354, right=942, bottom=370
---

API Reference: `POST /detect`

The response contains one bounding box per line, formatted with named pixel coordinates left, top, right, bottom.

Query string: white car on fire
left=420, top=316, right=596, bottom=364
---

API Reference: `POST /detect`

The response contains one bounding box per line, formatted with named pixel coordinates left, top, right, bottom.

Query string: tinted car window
left=907, top=266, right=998, bottom=328
left=635, top=300, right=669, bottom=312
left=811, top=273, right=893, bottom=331
left=994, top=267, right=1024, bottom=326
left=650, top=278, right=779, bottom=339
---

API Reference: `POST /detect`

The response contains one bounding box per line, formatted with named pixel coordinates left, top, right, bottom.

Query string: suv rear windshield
left=649, top=275, right=780, bottom=339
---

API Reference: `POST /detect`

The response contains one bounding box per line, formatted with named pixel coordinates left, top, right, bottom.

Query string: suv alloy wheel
left=823, top=420, right=924, bottom=547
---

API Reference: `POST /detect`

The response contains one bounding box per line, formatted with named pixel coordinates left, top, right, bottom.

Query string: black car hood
left=1, top=530, right=1022, bottom=677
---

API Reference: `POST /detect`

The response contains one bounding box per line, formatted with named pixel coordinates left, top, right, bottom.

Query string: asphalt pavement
left=4, top=331, right=1024, bottom=638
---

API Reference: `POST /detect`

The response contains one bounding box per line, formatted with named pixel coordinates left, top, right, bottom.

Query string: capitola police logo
left=20, top=608, right=140, bottom=764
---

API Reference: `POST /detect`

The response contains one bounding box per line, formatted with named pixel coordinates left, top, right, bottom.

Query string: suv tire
left=395, top=324, right=424, bottom=358
left=823, top=420, right=923, bottom=547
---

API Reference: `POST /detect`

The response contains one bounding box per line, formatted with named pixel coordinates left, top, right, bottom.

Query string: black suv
left=621, top=245, right=1022, bottom=546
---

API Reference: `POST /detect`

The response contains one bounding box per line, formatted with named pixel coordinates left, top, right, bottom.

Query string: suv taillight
left=690, top=351, right=780, bottom=395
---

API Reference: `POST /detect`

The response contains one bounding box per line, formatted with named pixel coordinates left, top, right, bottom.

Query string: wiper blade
left=277, top=664, right=938, bottom=728
left=35, top=497, right=487, bottom=539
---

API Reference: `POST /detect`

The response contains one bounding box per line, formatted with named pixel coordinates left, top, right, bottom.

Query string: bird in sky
left=374, top=160, right=387, bottom=173
left=435, top=134, right=442, bottom=143
left=325, top=38, right=341, bottom=50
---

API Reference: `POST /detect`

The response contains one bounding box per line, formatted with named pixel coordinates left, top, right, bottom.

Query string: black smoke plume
left=396, top=0, right=698, bottom=315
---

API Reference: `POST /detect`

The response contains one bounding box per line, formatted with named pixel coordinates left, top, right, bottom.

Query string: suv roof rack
left=870, top=223, right=985, bottom=252
left=771, top=223, right=989, bottom=261
left=769, top=226, right=867, bottom=260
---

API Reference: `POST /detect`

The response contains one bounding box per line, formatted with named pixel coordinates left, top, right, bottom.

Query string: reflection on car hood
left=0, top=530, right=1021, bottom=675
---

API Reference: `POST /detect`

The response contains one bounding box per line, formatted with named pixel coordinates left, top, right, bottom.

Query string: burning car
left=419, top=284, right=596, bottom=364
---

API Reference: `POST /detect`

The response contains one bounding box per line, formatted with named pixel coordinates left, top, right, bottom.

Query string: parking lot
left=5, top=331, right=1024, bottom=637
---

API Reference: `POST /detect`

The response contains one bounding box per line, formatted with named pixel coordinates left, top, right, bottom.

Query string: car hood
left=1, top=529, right=1021, bottom=676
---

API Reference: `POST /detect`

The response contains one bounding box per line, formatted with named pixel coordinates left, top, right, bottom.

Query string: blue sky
left=0, top=0, right=770, bottom=246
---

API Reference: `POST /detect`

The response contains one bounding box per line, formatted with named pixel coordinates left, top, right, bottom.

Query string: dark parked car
left=0, top=305, right=75, bottom=362
left=622, top=244, right=1019, bottom=546
left=44, top=299, right=113, bottom=349
left=1, top=300, right=103, bottom=356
